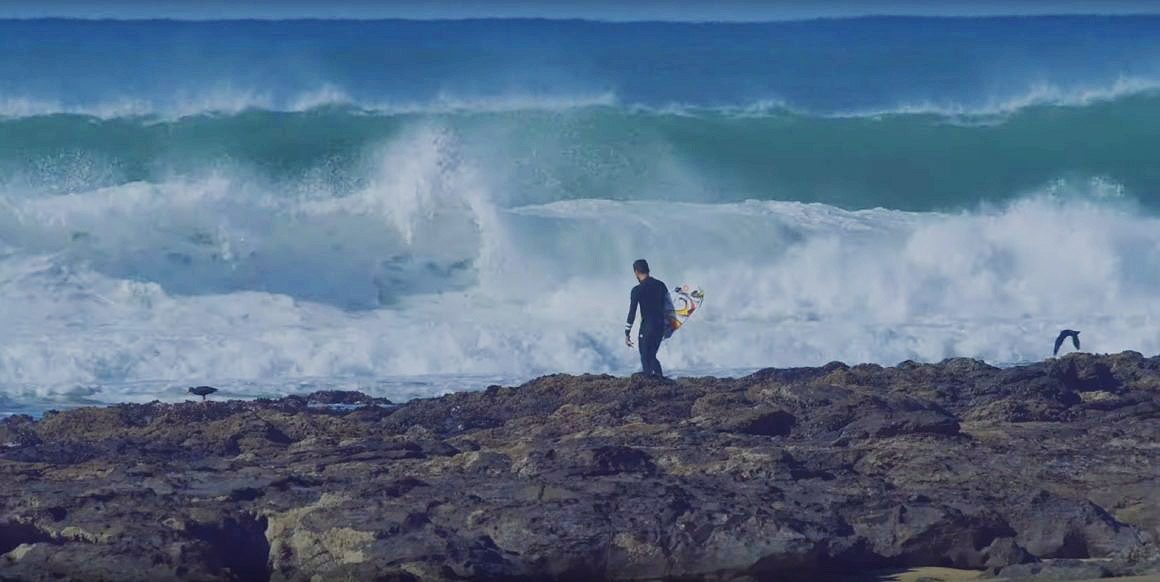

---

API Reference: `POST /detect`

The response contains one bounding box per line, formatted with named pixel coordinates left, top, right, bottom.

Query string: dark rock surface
left=1, top=352, right=1159, bottom=581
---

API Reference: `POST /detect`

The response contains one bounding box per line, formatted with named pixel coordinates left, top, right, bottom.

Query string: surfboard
left=664, top=284, right=704, bottom=338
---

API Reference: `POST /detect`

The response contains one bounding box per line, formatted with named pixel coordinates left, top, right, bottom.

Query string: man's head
left=633, top=259, right=650, bottom=282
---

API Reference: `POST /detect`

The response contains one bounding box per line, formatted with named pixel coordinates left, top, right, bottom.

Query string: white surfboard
left=664, top=284, right=704, bottom=338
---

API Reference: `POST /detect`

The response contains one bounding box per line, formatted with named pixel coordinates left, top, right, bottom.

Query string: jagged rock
left=1005, top=490, right=1149, bottom=559
left=1, top=353, right=1158, bottom=580
left=980, top=536, right=1036, bottom=569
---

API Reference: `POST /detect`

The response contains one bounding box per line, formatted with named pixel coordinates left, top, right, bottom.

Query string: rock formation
left=2, top=355, right=1159, bottom=580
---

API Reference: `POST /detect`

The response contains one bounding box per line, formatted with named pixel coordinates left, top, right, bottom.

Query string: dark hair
left=633, top=259, right=650, bottom=274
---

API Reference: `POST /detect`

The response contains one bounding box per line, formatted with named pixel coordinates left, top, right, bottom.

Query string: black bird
left=188, top=386, right=218, bottom=401
left=1053, top=329, right=1080, bottom=356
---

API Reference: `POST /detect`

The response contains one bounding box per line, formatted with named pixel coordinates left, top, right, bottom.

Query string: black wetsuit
left=626, top=276, right=668, bottom=377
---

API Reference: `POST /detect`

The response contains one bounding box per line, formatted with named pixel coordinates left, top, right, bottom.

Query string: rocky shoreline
left=2, top=353, right=1159, bottom=581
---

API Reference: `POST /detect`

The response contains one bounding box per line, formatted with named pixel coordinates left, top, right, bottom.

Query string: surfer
left=625, top=259, right=668, bottom=377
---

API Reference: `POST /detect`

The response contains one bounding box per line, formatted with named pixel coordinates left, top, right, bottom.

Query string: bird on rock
left=1053, top=330, right=1080, bottom=356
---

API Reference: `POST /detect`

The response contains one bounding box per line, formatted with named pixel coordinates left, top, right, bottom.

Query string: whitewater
left=2, top=16, right=1160, bottom=413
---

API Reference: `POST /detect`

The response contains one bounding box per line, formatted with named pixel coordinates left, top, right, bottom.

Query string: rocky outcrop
left=2, top=353, right=1159, bottom=580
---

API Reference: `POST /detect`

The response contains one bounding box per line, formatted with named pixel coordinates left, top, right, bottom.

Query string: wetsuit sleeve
left=625, top=286, right=639, bottom=336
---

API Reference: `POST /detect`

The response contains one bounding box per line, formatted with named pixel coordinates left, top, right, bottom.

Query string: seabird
left=1053, top=330, right=1080, bottom=356
left=188, top=386, right=219, bottom=401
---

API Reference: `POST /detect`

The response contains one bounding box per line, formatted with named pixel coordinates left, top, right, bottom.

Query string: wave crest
left=4, top=76, right=1160, bottom=121
left=0, top=88, right=621, bottom=120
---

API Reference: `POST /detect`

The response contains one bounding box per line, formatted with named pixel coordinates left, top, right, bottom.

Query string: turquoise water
left=3, top=96, right=1158, bottom=210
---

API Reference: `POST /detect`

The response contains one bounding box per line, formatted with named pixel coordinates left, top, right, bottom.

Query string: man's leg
left=651, top=336, right=664, bottom=377
left=638, top=332, right=651, bottom=374
left=642, top=329, right=663, bottom=377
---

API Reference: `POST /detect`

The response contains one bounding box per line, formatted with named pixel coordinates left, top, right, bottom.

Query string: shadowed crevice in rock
left=722, top=408, right=796, bottom=437
left=0, top=522, right=54, bottom=555
left=1055, top=530, right=1090, bottom=560
left=581, top=446, right=657, bottom=476
left=188, top=513, right=271, bottom=582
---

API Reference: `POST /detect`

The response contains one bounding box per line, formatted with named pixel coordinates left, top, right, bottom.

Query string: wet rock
left=0, top=352, right=1158, bottom=580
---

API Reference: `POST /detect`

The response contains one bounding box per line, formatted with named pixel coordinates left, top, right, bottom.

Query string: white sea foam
left=1, top=122, right=1159, bottom=411
left=844, top=75, right=1160, bottom=118
left=634, top=76, right=1160, bottom=120
left=2, top=187, right=1160, bottom=410
left=0, top=88, right=282, bottom=120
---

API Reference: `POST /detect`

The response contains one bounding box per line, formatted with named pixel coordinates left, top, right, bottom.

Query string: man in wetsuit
left=625, top=259, right=669, bottom=377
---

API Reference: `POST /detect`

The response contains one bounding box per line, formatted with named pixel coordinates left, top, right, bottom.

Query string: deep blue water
left=2, top=17, right=1159, bottom=113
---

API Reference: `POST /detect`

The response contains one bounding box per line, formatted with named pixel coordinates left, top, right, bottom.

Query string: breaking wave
left=2, top=122, right=1159, bottom=410
left=3, top=91, right=1160, bottom=211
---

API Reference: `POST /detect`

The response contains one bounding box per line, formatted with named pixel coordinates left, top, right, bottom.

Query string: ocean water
left=2, top=17, right=1160, bottom=413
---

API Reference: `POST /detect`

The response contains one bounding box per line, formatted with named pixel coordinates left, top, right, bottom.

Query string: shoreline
left=3, top=352, right=1159, bottom=580
left=0, top=360, right=1061, bottom=419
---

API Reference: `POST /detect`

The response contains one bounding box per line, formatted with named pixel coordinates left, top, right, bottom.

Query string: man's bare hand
left=625, top=334, right=634, bottom=348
